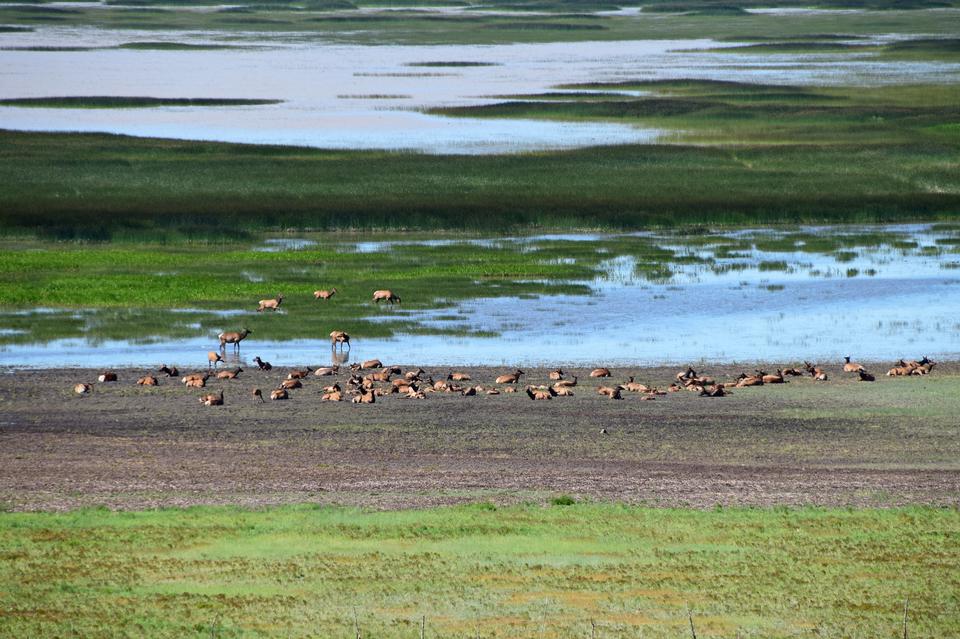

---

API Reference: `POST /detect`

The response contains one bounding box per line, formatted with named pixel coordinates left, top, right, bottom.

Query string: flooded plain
left=3, top=224, right=959, bottom=368
left=2, top=25, right=960, bottom=152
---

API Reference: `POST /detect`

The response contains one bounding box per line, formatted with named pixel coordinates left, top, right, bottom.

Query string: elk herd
left=73, top=354, right=938, bottom=408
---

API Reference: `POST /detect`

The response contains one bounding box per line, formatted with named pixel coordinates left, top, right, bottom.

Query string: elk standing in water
left=219, top=329, right=251, bottom=353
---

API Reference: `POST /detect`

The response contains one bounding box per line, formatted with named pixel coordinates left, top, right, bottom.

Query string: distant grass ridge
left=0, top=96, right=283, bottom=108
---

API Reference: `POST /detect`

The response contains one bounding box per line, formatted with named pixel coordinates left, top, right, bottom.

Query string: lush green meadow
left=0, top=503, right=957, bottom=637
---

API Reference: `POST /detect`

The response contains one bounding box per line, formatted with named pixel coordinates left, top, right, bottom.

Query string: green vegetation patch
left=0, top=504, right=957, bottom=637
left=0, top=96, right=283, bottom=108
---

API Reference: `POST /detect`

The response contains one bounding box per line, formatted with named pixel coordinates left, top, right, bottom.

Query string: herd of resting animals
left=69, top=288, right=938, bottom=405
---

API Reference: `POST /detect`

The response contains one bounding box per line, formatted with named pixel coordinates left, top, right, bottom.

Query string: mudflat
left=2, top=362, right=958, bottom=511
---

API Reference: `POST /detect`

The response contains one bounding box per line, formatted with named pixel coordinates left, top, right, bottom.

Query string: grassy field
left=0, top=503, right=957, bottom=637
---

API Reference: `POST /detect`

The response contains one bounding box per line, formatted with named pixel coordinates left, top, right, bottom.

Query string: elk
left=185, top=376, right=208, bottom=388
left=74, top=383, right=92, bottom=396
left=597, top=385, right=623, bottom=400
left=253, top=356, right=272, bottom=371
left=352, top=390, right=376, bottom=404
left=330, top=330, right=350, bottom=349
left=526, top=386, right=555, bottom=401
left=448, top=372, right=471, bottom=382
left=372, top=289, right=401, bottom=304
left=321, top=390, right=343, bottom=402
left=590, top=367, right=611, bottom=378
left=361, top=359, right=382, bottom=370
left=98, top=371, right=117, bottom=383
left=181, top=372, right=208, bottom=385
left=758, top=369, right=785, bottom=384
left=804, top=361, right=828, bottom=381
left=256, top=294, right=283, bottom=312
left=364, top=369, right=391, bottom=383
left=462, top=386, right=477, bottom=397
left=314, top=365, right=339, bottom=377
left=843, top=356, right=865, bottom=373
left=158, top=364, right=179, bottom=377
left=735, top=373, right=764, bottom=388
left=270, top=388, right=288, bottom=400
left=553, top=386, right=574, bottom=397
left=252, top=388, right=264, bottom=403
left=495, top=369, right=524, bottom=384
left=548, top=369, right=564, bottom=381
left=280, top=378, right=302, bottom=390
left=858, top=369, right=876, bottom=382
left=208, top=351, right=223, bottom=369
left=314, top=287, right=337, bottom=301
left=137, top=375, right=159, bottom=386
left=199, top=390, right=224, bottom=406
left=676, top=367, right=698, bottom=382
left=700, top=385, right=725, bottom=398
left=621, top=376, right=650, bottom=393
left=553, top=375, right=577, bottom=388
left=287, top=369, right=310, bottom=380
left=404, top=368, right=425, bottom=381
left=217, top=367, right=243, bottom=380
left=219, top=329, right=251, bottom=352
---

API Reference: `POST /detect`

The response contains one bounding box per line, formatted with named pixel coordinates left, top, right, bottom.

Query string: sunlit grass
left=0, top=503, right=957, bottom=637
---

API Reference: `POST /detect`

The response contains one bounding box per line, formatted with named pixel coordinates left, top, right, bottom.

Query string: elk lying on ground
left=74, top=383, right=92, bottom=396
left=280, top=378, right=302, bottom=390
left=590, top=367, right=611, bottom=378
left=448, top=372, right=471, bottom=382
left=621, top=376, right=650, bottom=393
left=553, top=386, right=574, bottom=397
left=858, top=369, right=876, bottom=382
left=314, top=288, right=337, bottom=301
left=270, top=388, right=288, bottom=400
left=352, top=390, right=376, bottom=403
left=253, top=356, right=272, bottom=371
left=549, top=369, right=564, bottom=381
left=321, top=390, right=343, bottom=402
left=256, top=294, right=283, bottom=312
left=217, top=367, right=243, bottom=380
left=158, top=364, right=179, bottom=377
left=700, top=386, right=726, bottom=398
left=676, top=367, right=697, bottom=382
left=526, top=386, right=556, bottom=401
left=252, top=388, right=264, bottom=403
left=219, top=329, right=251, bottom=352
left=330, top=330, right=350, bottom=349
left=496, top=369, right=524, bottom=384
left=137, top=375, right=158, bottom=386
left=372, top=289, right=401, bottom=304
left=98, top=371, right=117, bottom=383
left=287, top=369, right=310, bottom=379
left=804, top=361, right=828, bottom=381
left=597, top=385, right=623, bottom=400
left=735, top=373, right=764, bottom=388
left=404, top=368, right=425, bottom=381
left=553, top=376, right=577, bottom=388
left=314, top=365, right=339, bottom=376
left=361, top=359, right=382, bottom=369
left=758, top=369, right=785, bottom=384
left=843, top=356, right=865, bottom=373
left=208, top=351, right=223, bottom=369
left=199, top=390, right=224, bottom=406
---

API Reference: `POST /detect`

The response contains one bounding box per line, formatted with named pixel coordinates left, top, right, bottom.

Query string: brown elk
left=553, top=386, right=575, bottom=397
left=158, top=364, right=179, bottom=377
left=253, top=356, right=272, bottom=371
left=256, top=294, right=283, bottom=312
left=217, top=367, right=243, bottom=380
left=270, top=388, right=289, bottom=400
left=803, top=361, right=828, bottom=381
left=352, top=390, right=376, bottom=404
left=843, top=356, right=865, bottom=373
left=597, top=385, right=623, bottom=400
left=361, top=359, right=382, bottom=369
left=330, top=330, right=350, bottom=349
left=735, top=373, right=764, bottom=388
left=495, top=369, right=524, bottom=384
left=137, top=375, right=159, bottom=386
left=621, top=376, right=650, bottom=393
left=314, top=365, right=339, bottom=376
left=98, top=371, right=117, bottom=383
left=219, top=329, right=251, bottom=352
left=280, top=378, right=302, bottom=390
left=208, top=351, right=223, bottom=369
left=252, top=388, right=264, bottom=403
left=858, top=369, right=876, bottom=382
left=590, top=367, right=611, bottom=378
left=372, top=289, right=401, bottom=304
left=287, top=369, right=310, bottom=380
left=553, top=375, right=577, bottom=389
left=548, top=369, right=564, bottom=381
left=74, top=383, right=92, bottom=396
left=448, top=372, right=471, bottom=382
left=758, top=369, right=785, bottom=384
left=314, top=288, right=337, bottom=301
left=199, top=390, right=224, bottom=406
left=526, top=386, right=555, bottom=401
left=321, top=390, right=343, bottom=402
left=676, top=367, right=698, bottom=382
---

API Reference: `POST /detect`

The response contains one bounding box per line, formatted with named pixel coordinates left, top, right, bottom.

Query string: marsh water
left=3, top=224, right=960, bottom=368
left=3, top=24, right=960, bottom=152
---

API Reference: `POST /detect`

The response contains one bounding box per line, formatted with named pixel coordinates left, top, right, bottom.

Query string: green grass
left=0, top=503, right=957, bottom=637
left=0, top=96, right=282, bottom=108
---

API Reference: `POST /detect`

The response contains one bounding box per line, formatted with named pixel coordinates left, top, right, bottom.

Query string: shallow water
left=2, top=27, right=959, bottom=153
left=3, top=225, right=959, bottom=368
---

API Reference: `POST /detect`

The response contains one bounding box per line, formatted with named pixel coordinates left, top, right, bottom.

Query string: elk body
left=330, top=330, right=350, bottom=349
left=158, top=365, right=179, bottom=377
left=843, top=356, right=865, bottom=373
left=98, top=371, right=117, bottom=383
left=219, top=329, right=251, bottom=352
left=372, top=289, right=401, bottom=304
left=217, top=367, right=243, bottom=380
left=74, top=383, right=92, bottom=396
left=590, top=368, right=611, bottom=378
left=257, top=294, right=283, bottom=312
left=495, top=369, right=524, bottom=384
left=253, top=356, right=272, bottom=371
left=208, top=351, right=223, bottom=369
left=199, top=390, right=224, bottom=406
left=314, top=288, right=337, bottom=301
left=270, top=388, right=289, bottom=400
left=137, top=375, right=158, bottom=386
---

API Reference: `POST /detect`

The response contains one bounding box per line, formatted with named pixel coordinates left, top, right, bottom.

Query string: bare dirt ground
left=1, top=361, right=958, bottom=511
